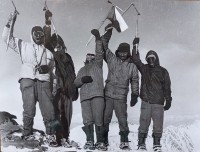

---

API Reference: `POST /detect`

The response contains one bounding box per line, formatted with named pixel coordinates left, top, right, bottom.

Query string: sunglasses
left=33, top=31, right=44, bottom=37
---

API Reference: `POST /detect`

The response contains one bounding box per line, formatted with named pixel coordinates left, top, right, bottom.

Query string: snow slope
left=2, top=120, right=200, bottom=152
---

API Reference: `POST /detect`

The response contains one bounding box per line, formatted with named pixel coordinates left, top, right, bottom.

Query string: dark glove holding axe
left=45, top=10, right=52, bottom=25
left=132, top=37, right=140, bottom=62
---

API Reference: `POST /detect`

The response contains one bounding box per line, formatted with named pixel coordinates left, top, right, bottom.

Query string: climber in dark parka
left=131, top=37, right=172, bottom=151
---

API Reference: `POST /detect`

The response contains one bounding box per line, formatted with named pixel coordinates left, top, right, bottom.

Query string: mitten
left=130, top=93, right=138, bottom=107
left=164, top=101, right=171, bottom=111
left=81, top=76, right=93, bottom=83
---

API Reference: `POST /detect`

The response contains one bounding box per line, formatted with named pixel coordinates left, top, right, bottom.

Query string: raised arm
left=101, top=25, right=115, bottom=63
left=2, top=12, right=22, bottom=54
left=132, top=37, right=145, bottom=75
left=91, top=29, right=104, bottom=68
left=43, top=10, right=54, bottom=51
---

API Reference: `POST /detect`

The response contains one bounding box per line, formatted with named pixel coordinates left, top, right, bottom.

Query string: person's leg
left=138, top=101, right=152, bottom=150
left=63, top=96, right=73, bottom=140
left=91, top=97, right=107, bottom=150
left=152, top=104, right=164, bottom=151
left=113, top=99, right=130, bottom=149
left=113, top=99, right=131, bottom=149
left=91, top=97, right=105, bottom=127
left=37, top=80, right=59, bottom=147
left=58, top=96, right=73, bottom=147
left=20, top=79, right=36, bottom=138
left=53, top=91, right=62, bottom=145
left=81, top=100, right=95, bottom=150
left=103, top=97, right=114, bottom=146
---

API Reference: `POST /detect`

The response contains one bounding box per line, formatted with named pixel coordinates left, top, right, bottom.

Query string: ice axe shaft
left=11, top=1, right=19, bottom=15
left=132, top=1, right=140, bottom=53
left=6, top=1, right=19, bottom=51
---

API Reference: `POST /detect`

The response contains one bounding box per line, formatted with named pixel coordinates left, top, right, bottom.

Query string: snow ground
left=2, top=120, right=200, bottom=152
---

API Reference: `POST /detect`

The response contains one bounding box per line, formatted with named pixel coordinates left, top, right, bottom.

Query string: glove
left=164, top=101, right=171, bottom=111
left=91, top=29, right=101, bottom=40
left=132, top=46, right=140, bottom=62
left=6, top=12, right=17, bottom=27
left=81, top=76, right=93, bottom=83
left=133, top=37, right=140, bottom=46
left=45, top=10, right=52, bottom=20
left=130, top=93, right=138, bottom=107
left=105, top=23, right=113, bottom=31
left=45, top=10, right=52, bottom=25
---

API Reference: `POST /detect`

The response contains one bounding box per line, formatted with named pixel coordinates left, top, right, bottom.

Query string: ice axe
left=6, top=0, right=19, bottom=51
left=132, top=0, right=140, bottom=53
left=43, top=0, right=58, bottom=36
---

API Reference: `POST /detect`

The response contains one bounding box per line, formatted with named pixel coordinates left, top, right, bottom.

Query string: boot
left=82, top=124, right=95, bottom=150
left=95, top=125, right=107, bottom=151
left=104, top=123, right=109, bottom=146
left=45, top=134, right=58, bottom=147
left=55, top=133, right=62, bottom=146
left=153, top=137, right=162, bottom=152
left=119, top=131, right=130, bottom=150
left=137, top=133, right=147, bottom=151
left=60, top=138, right=72, bottom=148
left=21, top=134, right=35, bottom=141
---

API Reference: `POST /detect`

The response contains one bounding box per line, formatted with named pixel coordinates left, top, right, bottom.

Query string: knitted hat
left=87, top=53, right=95, bottom=56
left=115, top=42, right=131, bottom=57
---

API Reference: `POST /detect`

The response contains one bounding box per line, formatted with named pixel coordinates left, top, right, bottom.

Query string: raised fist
left=133, top=37, right=140, bottom=45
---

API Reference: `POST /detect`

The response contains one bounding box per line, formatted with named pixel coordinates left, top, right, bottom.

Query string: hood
left=145, top=50, right=160, bottom=66
left=51, top=33, right=66, bottom=49
left=30, top=26, right=44, bottom=44
left=84, top=53, right=95, bottom=65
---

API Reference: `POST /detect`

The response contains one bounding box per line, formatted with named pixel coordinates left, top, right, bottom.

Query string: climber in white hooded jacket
left=2, top=12, right=60, bottom=147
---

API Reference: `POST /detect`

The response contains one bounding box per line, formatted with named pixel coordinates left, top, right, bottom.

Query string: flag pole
left=85, top=2, right=133, bottom=47
left=85, top=5, right=113, bottom=47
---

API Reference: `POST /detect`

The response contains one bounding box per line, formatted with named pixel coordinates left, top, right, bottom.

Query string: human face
left=86, top=54, right=95, bottom=62
left=117, top=51, right=128, bottom=61
left=147, top=57, right=156, bottom=68
left=32, top=31, right=44, bottom=45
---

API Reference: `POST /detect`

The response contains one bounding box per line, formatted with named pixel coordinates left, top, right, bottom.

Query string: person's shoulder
left=65, top=52, right=72, bottom=58
left=159, top=66, right=169, bottom=74
left=78, top=65, right=86, bottom=73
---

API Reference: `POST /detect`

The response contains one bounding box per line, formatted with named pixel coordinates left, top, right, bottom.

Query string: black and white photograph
left=0, top=0, right=200, bottom=151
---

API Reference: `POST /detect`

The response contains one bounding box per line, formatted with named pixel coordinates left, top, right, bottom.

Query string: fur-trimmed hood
left=145, top=50, right=160, bottom=66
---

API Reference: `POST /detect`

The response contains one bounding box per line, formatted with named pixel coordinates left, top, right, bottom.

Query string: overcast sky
left=0, top=0, right=200, bottom=130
